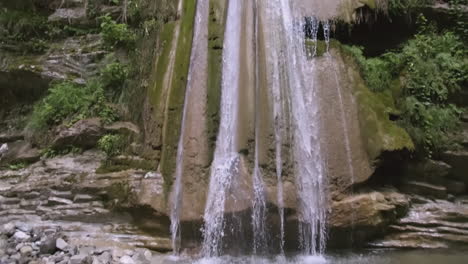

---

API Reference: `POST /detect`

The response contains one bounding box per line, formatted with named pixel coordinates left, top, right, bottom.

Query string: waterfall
left=252, top=0, right=268, bottom=254
left=199, top=0, right=329, bottom=257
left=275, top=0, right=328, bottom=254
left=170, top=0, right=209, bottom=255
left=202, top=0, right=243, bottom=257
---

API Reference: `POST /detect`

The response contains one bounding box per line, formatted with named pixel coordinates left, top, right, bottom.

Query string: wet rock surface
left=328, top=189, right=410, bottom=247
left=0, top=150, right=171, bottom=263
left=370, top=196, right=468, bottom=249
left=52, top=118, right=105, bottom=150
left=0, top=223, right=157, bottom=264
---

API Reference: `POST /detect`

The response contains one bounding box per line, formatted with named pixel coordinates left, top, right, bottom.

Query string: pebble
left=1, top=223, right=15, bottom=235
left=69, top=254, right=86, bottom=264
left=120, top=255, right=135, bottom=264
left=20, top=245, right=33, bottom=255
left=13, top=231, right=30, bottom=240
left=56, top=238, right=68, bottom=251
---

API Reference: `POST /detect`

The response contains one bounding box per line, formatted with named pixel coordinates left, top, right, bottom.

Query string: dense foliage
left=345, top=20, right=467, bottom=157
left=100, top=15, right=136, bottom=49
left=98, top=134, right=124, bottom=158
left=28, top=80, right=118, bottom=131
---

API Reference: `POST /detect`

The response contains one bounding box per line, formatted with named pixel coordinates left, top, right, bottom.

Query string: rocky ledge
left=0, top=150, right=171, bottom=264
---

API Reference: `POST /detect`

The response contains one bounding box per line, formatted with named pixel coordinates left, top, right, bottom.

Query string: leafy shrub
left=387, top=0, right=434, bottom=16
left=101, top=62, right=129, bottom=90
left=28, top=80, right=118, bottom=131
left=0, top=10, right=49, bottom=41
left=8, top=162, right=26, bottom=171
left=98, top=134, right=124, bottom=158
left=100, top=15, right=136, bottom=49
left=345, top=25, right=467, bottom=157
left=448, top=0, right=468, bottom=42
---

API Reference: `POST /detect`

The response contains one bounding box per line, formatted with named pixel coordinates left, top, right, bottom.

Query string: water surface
left=154, top=249, right=468, bottom=264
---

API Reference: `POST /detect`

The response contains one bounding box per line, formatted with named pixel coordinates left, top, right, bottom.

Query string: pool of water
left=153, top=249, right=468, bottom=264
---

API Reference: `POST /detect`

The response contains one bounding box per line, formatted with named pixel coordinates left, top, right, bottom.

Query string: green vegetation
left=345, top=18, right=467, bottom=157
left=101, top=61, right=129, bottom=91
left=28, top=80, right=118, bottom=131
left=98, top=134, right=124, bottom=158
left=159, top=0, right=197, bottom=192
left=7, top=162, right=27, bottom=171
left=100, top=15, right=136, bottom=49
left=41, top=146, right=83, bottom=158
left=448, top=0, right=468, bottom=42
left=386, top=0, right=434, bottom=16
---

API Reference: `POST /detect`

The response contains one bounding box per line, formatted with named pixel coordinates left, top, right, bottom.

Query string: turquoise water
left=155, top=249, right=468, bottom=264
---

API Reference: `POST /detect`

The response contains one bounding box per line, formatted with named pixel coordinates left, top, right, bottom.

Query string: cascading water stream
left=252, top=0, right=268, bottom=254
left=200, top=0, right=330, bottom=257
left=277, top=0, right=327, bottom=254
left=170, top=0, right=209, bottom=255
left=202, top=0, right=243, bottom=257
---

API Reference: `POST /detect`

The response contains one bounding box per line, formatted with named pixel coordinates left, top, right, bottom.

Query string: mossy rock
left=338, top=43, right=414, bottom=161
left=96, top=155, right=155, bottom=174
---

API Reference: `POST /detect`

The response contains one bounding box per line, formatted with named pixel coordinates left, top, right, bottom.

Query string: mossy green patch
left=104, top=181, right=136, bottom=209
left=159, top=0, right=197, bottom=193
left=148, top=22, right=176, bottom=108
left=206, top=0, right=226, bottom=161
left=96, top=157, right=155, bottom=174
left=338, top=43, right=414, bottom=161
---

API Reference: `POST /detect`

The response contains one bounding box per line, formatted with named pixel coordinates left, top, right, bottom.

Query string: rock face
left=52, top=118, right=104, bottom=149
left=0, top=140, right=40, bottom=166
left=370, top=196, right=468, bottom=249
left=0, top=34, right=107, bottom=109
left=441, top=151, right=468, bottom=186
left=0, top=150, right=172, bottom=262
left=328, top=189, right=409, bottom=247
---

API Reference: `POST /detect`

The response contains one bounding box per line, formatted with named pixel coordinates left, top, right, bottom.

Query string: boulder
left=0, top=140, right=40, bottom=166
left=400, top=181, right=447, bottom=199
left=52, top=118, right=104, bottom=149
left=0, top=133, right=23, bottom=143
left=441, top=150, right=468, bottom=185
left=328, top=190, right=409, bottom=247
left=406, top=160, right=451, bottom=184
left=48, top=8, right=89, bottom=26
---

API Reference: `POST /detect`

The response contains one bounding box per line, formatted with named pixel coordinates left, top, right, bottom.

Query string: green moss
left=339, top=44, right=414, bottom=161
left=206, top=0, right=226, bottom=161
left=148, top=22, right=176, bottom=108
left=104, top=181, right=136, bottom=209
left=159, top=0, right=197, bottom=193
left=96, top=157, right=155, bottom=173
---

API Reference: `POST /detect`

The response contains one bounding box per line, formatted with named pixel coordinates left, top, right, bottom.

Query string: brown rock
left=401, top=181, right=447, bottom=199
left=52, top=118, right=104, bottom=149
left=441, top=150, right=468, bottom=185
left=0, top=140, right=40, bottom=166
left=328, top=190, right=409, bottom=247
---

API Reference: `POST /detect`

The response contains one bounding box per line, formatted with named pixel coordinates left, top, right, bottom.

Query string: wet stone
left=13, top=231, right=30, bottom=240
left=48, top=197, right=73, bottom=206
left=55, top=238, right=68, bottom=251
left=119, top=255, right=135, bottom=264
left=19, top=245, right=33, bottom=255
